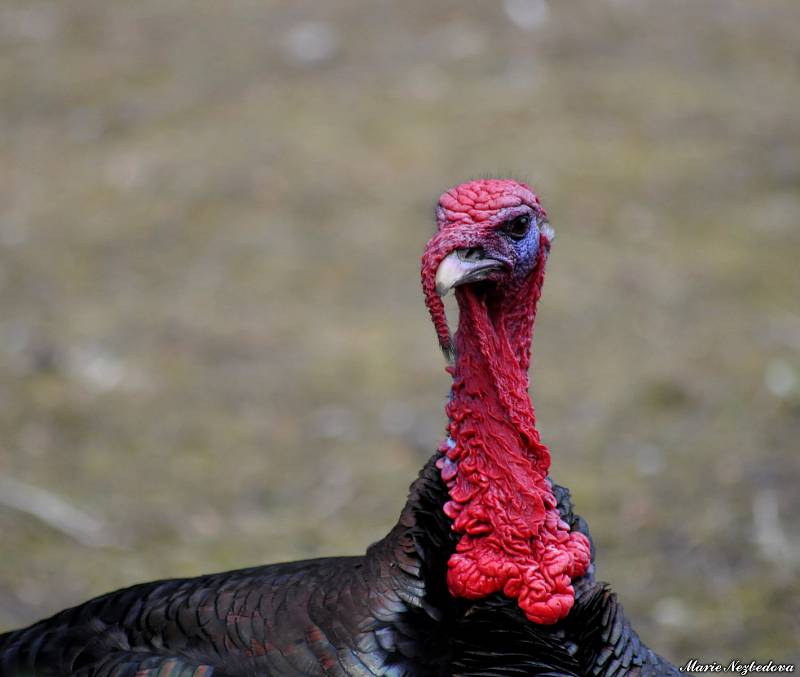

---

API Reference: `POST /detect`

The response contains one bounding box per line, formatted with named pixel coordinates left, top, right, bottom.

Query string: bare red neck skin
left=435, top=253, right=591, bottom=624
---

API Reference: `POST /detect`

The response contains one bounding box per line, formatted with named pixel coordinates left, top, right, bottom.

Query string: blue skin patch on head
left=514, top=225, right=541, bottom=273
left=500, top=211, right=542, bottom=280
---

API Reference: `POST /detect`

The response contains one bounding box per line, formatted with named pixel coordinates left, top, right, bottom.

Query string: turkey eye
left=505, top=214, right=531, bottom=240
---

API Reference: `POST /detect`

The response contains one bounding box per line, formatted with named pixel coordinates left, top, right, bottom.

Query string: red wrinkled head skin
left=421, top=179, right=547, bottom=357
left=421, top=179, right=591, bottom=624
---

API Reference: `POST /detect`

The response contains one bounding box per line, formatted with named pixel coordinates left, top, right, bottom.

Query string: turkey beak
left=435, top=249, right=504, bottom=297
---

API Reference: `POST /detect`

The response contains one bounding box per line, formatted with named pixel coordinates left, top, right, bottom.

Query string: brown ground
left=1, top=0, right=799, bottom=664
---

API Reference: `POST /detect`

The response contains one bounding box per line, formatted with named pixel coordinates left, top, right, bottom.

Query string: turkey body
left=1, top=179, right=682, bottom=676
left=0, top=456, right=677, bottom=677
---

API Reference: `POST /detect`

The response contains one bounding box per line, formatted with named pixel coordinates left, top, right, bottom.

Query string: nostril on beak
left=462, top=247, right=484, bottom=262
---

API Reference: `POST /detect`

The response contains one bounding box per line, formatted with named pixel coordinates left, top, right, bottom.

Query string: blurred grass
left=1, top=0, right=799, bottom=663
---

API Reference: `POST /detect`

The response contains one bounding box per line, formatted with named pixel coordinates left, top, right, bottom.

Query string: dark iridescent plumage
left=0, top=456, right=677, bottom=676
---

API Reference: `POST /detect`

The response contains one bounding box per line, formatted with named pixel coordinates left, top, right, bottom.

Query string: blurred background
left=1, top=0, right=799, bottom=664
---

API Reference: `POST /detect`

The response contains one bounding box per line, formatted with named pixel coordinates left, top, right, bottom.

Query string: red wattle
left=437, top=241, right=591, bottom=625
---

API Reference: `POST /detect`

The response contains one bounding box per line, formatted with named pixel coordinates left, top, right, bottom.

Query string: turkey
left=0, top=179, right=680, bottom=676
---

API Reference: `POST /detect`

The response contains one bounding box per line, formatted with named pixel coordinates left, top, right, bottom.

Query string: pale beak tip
left=435, top=281, right=452, bottom=297
left=434, top=249, right=502, bottom=298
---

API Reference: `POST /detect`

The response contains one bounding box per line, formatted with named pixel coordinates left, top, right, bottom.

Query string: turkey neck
left=439, top=264, right=549, bottom=535
left=437, top=261, right=592, bottom=625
